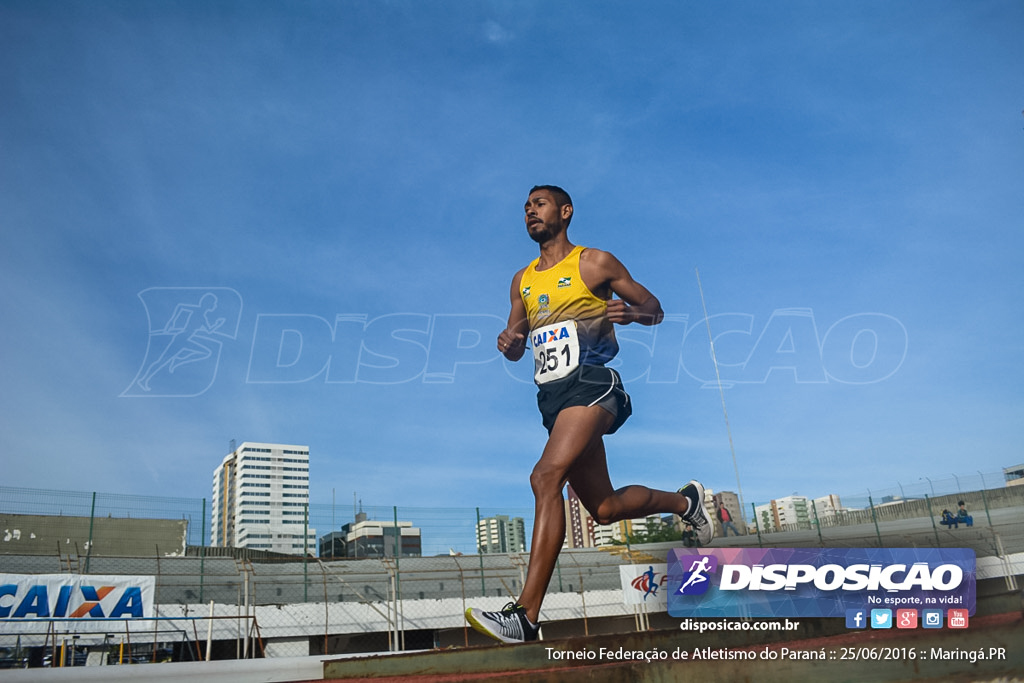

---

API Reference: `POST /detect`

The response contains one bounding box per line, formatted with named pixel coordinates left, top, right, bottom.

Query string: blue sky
left=2, top=1, right=1022, bottom=527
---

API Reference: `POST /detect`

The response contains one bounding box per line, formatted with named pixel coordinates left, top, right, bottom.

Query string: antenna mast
left=696, top=267, right=746, bottom=519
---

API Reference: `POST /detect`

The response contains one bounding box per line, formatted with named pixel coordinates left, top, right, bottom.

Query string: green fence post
left=924, top=494, right=941, bottom=546
left=979, top=488, right=993, bottom=527
left=303, top=503, right=310, bottom=602
left=751, top=502, right=763, bottom=548
left=476, top=508, right=486, bottom=596
left=868, top=495, right=882, bottom=547
left=84, top=492, right=96, bottom=573
left=199, top=498, right=206, bottom=604
left=393, top=506, right=402, bottom=650
left=393, top=506, right=401, bottom=597
left=811, top=499, right=824, bottom=546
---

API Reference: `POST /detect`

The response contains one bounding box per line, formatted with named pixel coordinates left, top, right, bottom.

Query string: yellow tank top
left=519, top=245, right=619, bottom=366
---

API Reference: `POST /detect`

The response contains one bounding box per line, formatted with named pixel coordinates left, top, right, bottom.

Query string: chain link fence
left=1, top=470, right=1021, bottom=665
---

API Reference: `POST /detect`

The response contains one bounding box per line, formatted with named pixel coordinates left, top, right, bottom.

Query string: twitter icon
left=870, top=609, right=893, bottom=629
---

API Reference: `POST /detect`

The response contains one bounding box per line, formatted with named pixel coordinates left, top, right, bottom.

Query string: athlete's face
left=524, top=190, right=571, bottom=244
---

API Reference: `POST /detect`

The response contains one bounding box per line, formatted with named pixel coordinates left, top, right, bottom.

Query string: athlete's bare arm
left=579, top=249, right=664, bottom=326
left=497, top=268, right=529, bottom=361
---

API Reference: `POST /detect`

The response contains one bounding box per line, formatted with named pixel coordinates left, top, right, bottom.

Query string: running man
left=136, top=292, right=225, bottom=392
left=465, top=185, right=714, bottom=644
left=678, top=556, right=713, bottom=593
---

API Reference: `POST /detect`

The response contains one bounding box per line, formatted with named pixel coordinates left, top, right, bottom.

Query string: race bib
left=531, top=320, right=580, bottom=384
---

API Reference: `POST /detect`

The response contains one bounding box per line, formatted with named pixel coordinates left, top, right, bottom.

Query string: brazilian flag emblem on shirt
left=557, top=277, right=572, bottom=288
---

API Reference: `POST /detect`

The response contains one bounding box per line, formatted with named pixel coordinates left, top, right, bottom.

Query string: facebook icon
left=845, top=609, right=867, bottom=629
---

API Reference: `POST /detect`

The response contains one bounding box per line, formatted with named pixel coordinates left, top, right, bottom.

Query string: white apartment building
left=753, top=503, right=776, bottom=533
left=592, top=515, right=663, bottom=546
left=211, top=442, right=316, bottom=555
left=476, top=515, right=526, bottom=554
left=772, top=495, right=811, bottom=530
left=344, top=515, right=423, bottom=558
left=754, top=493, right=842, bottom=533
left=813, top=494, right=842, bottom=522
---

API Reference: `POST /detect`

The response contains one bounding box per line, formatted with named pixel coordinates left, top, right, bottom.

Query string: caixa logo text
left=0, top=584, right=147, bottom=619
left=718, top=563, right=963, bottom=592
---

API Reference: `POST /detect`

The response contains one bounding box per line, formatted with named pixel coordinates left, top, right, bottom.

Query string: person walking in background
left=717, top=505, right=741, bottom=536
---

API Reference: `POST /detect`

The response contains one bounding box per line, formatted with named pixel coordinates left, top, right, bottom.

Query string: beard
left=527, top=221, right=559, bottom=244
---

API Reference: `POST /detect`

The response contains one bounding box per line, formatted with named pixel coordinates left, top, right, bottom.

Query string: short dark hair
left=529, top=185, right=572, bottom=209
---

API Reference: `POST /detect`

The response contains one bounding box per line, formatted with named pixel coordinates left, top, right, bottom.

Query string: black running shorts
left=536, top=365, right=632, bottom=435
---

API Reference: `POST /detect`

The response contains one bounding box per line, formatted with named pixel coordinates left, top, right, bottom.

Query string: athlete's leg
left=567, top=440, right=690, bottom=526
left=515, top=405, right=613, bottom=623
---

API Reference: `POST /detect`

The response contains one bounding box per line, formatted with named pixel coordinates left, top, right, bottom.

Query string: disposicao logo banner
left=667, top=548, right=975, bottom=618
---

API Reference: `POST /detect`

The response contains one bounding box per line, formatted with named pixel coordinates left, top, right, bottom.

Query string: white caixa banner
left=0, top=573, right=156, bottom=621
left=619, top=563, right=669, bottom=609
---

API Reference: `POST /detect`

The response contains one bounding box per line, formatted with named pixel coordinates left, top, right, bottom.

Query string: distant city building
left=476, top=515, right=526, bottom=554
left=319, top=530, right=347, bottom=559
left=593, top=515, right=663, bottom=546
left=565, top=485, right=681, bottom=548
left=563, top=485, right=597, bottom=549
left=211, top=442, right=316, bottom=556
left=812, top=494, right=842, bottom=521
left=338, top=512, right=422, bottom=558
left=772, top=496, right=811, bottom=530
left=753, top=493, right=842, bottom=533
left=1004, top=464, right=1024, bottom=487
left=753, top=503, right=775, bottom=533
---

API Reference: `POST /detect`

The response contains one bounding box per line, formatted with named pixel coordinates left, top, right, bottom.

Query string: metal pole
left=811, top=499, right=823, bottom=546
left=323, top=563, right=329, bottom=656
left=303, top=504, right=309, bottom=603
left=751, top=502, right=763, bottom=548
left=476, top=508, right=486, bottom=596
left=393, top=506, right=404, bottom=651
left=925, top=494, right=941, bottom=547
left=696, top=268, right=746, bottom=517
left=242, top=569, right=249, bottom=659
left=199, top=498, right=206, bottom=604
left=205, top=601, right=214, bottom=662
left=979, top=487, right=993, bottom=527
left=84, top=492, right=97, bottom=573
left=868, top=496, right=882, bottom=547
left=976, top=470, right=993, bottom=527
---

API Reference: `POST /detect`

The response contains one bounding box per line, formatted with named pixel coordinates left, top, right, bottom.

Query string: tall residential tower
left=211, top=442, right=316, bottom=555
left=476, top=515, right=526, bottom=554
